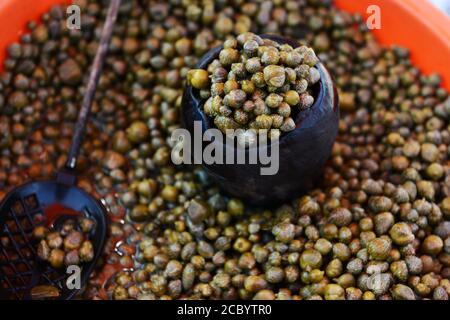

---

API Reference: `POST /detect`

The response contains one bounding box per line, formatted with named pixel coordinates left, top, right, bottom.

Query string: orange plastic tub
left=335, top=0, right=450, bottom=90
left=0, top=0, right=450, bottom=89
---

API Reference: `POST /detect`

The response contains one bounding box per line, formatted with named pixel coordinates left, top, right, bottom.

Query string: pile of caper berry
left=188, top=32, right=320, bottom=139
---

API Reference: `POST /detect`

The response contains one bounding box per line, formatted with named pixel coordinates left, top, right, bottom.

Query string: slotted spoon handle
left=64, top=0, right=121, bottom=172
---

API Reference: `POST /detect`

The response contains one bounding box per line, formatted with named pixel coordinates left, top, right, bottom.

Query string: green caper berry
left=277, top=102, right=291, bottom=117
left=308, top=67, right=321, bottom=84
left=390, top=260, right=409, bottom=282
left=285, top=67, right=297, bottom=83
left=254, top=99, right=270, bottom=115
left=219, top=48, right=240, bottom=66
left=295, top=78, right=309, bottom=94
left=263, top=65, right=286, bottom=88
left=367, top=273, right=392, bottom=296
left=243, top=100, right=255, bottom=113
left=237, top=32, right=263, bottom=46
left=203, top=98, right=216, bottom=117
left=403, top=140, right=421, bottom=158
left=231, top=63, right=246, bottom=79
left=223, top=38, right=237, bottom=49
left=272, top=221, right=295, bottom=243
left=214, top=15, right=234, bottom=37
left=416, top=180, right=435, bottom=200
left=244, top=275, right=267, bottom=293
left=373, top=212, right=394, bottom=235
left=284, top=90, right=300, bottom=106
left=280, top=117, right=296, bottom=132
left=228, top=198, right=244, bottom=216
left=241, top=80, right=255, bottom=95
left=270, top=114, right=283, bottom=129
left=251, top=72, right=266, bottom=88
left=421, top=143, right=439, bottom=162
left=261, top=48, right=280, bottom=65
left=278, top=51, right=288, bottom=65
left=212, top=67, right=228, bottom=83
left=336, top=273, right=355, bottom=289
left=426, top=163, right=444, bottom=180
left=391, top=284, right=416, bottom=300
left=295, top=64, right=309, bottom=78
left=255, top=114, right=273, bottom=130
left=422, top=235, right=443, bottom=255
left=8, top=91, right=28, bottom=110
left=199, top=89, right=211, bottom=99
left=299, top=93, right=314, bottom=109
left=326, top=258, right=343, bottom=278
left=362, top=291, right=376, bottom=300
left=129, top=203, right=150, bottom=222
left=265, top=267, right=285, bottom=284
left=211, top=83, right=225, bottom=97
left=243, top=40, right=259, bottom=57
left=286, top=51, right=303, bottom=67
left=224, top=80, right=239, bottom=94
left=303, top=48, right=319, bottom=66
left=440, top=197, right=450, bottom=216
left=265, top=93, right=283, bottom=108
left=175, top=38, right=192, bottom=56
left=338, top=227, right=352, bottom=243
left=346, top=258, right=363, bottom=275
left=214, top=116, right=239, bottom=133
left=309, top=269, right=324, bottom=283
left=219, top=105, right=232, bottom=117
left=234, top=109, right=249, bottom=125
left=300, top=249, right=322, bottom=271
left=389, top=222, right=414, bottom=245
left=223, top=90, right=247, bottom=108
left=245, top=57, right=262, bottom=73
left=367, top=238, right=391, bottom=260
left=187, top=69, right=209, bottom=89
left=324, top=284, right=345, bottom=300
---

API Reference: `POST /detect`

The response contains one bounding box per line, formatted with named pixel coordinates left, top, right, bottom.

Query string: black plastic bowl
left=182, top=35, right=339, bottom=206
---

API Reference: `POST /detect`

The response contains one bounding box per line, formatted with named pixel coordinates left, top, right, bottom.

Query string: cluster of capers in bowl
left=187, top=32, right=321, bottom=141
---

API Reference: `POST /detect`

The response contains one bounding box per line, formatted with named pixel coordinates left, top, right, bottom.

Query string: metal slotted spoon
left=0, top=0, right=121, bottom=300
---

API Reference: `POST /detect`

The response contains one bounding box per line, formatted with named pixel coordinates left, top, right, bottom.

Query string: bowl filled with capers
left=183, top=33, right=339, bottom=205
